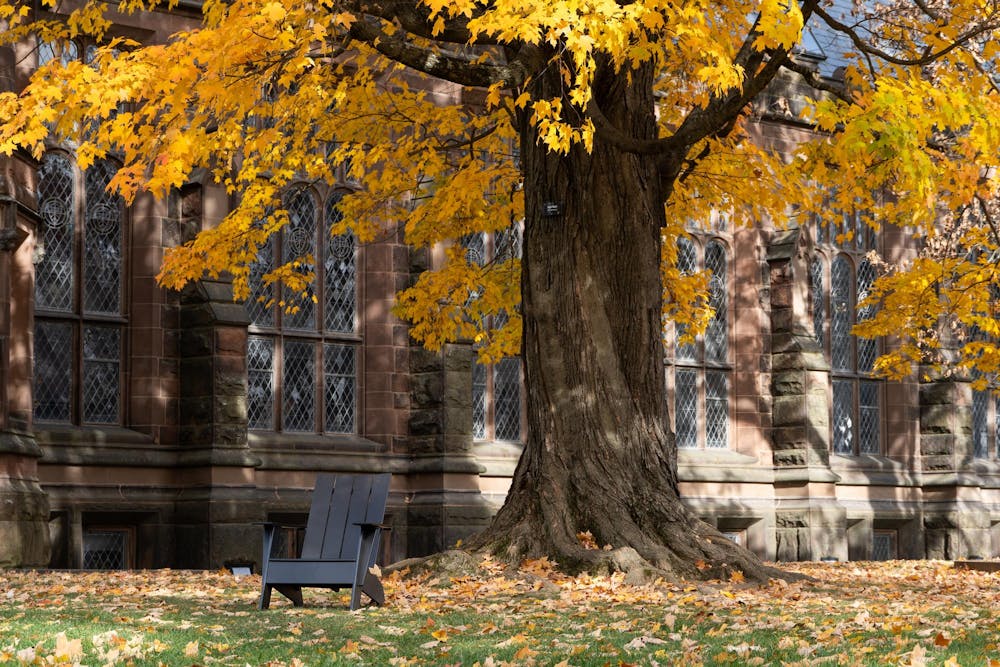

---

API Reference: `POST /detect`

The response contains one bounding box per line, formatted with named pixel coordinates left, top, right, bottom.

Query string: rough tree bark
left=466, top=56, right=778, bottom=583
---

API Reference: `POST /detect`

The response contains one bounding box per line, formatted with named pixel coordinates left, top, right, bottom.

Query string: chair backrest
left=299, top=473, right=391, bottom=560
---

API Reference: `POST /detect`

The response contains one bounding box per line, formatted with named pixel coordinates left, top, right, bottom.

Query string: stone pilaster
left=404, top=338, right=492, bottom=556
left=918, top=370, right=969, bottom=471
left=919, top=368, right=991, bottom=559
left=173, top=211, right=260, bottom=567
left=0, top=152, right=51, bottom=566
left=766, top=228, right=846, bottom=561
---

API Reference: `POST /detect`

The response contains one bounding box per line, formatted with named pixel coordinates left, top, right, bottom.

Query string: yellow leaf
left=513, top=646, right=538, bottom=660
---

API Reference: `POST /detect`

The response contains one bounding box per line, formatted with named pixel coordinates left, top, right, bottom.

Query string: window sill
left=830, top=454, right=921, bottom=486
left=678, top=448, right=772, bottom=483
left=248, top=431, right=387, bottom=454
left=473, top=440, right=523, bottom=477
left=35, top=425, right=168, bottom=466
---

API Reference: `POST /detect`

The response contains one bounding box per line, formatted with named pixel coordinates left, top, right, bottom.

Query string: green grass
left=2, top=561, right=1000, bottom=665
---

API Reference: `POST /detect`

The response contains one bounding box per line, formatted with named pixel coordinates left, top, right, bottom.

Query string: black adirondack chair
left=259, top=473, right=391, bottom=611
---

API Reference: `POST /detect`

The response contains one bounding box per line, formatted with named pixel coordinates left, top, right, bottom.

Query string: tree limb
left=780, top=57, right=851, bottom=103
left=344, top=1, right=497, bottom=46
left=347, top=17, right=527, bottom=89
left=811, top=2, right=1000, bottom=67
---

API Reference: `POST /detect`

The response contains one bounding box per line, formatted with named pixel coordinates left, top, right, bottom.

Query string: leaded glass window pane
left=283, top=190, right=317, bottom=330
left=82, top=326, right=120, bottom=424
left=472, top=362, right=487, bottom=440
left=82, top=530, right=127, bottom=570
left=831, top=256, right=852, bottom=371
left=858, top=380, right=879, bottom=454
left=38, top=39, right=78, bottom=67
left=247, top=237, right=274, bottom=327
left=36, top=153, right=76, bottom=312
left=324, top=343, right=355, bottom=433
left=872, top=531, right=896, bottom=561
left=247, top=336, right=274, bottom=430
left=973, top=388, right=989, bottom=458
left=704, top=241, right=728, bottom=363
left=33, top=320, right=73, bottom=422
left=675, top=369, right=697, bottom=449
left=995, top=394, right=1000, bottom=458
left=839, top=210, right=853, bottom=248
left=495, top=224, right=523, bottom=261
left=811, top=257, right=824, bottom=344
left=705, top=371, right=728, bottom=449
left=282, top=340, right=315, bottom=432
left=675, top=238, right=698, bottom=361
left=324, top=193, right=356, bottom=333
left=462, top=233, right=486, bottom=266
left=494, top=357, right=521, bottom=441
left=832, top=379, right=854, bottom=454
left=83, top=160, right=122, bottom=315
left=856, top=260, right=877, bottom=373
left=815, top=216, right=825, bottom=245
left=712, top=210, right=728, bottom=233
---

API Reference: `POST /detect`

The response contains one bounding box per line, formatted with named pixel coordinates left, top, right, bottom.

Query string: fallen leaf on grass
left=513, top=645, right=538, bottom=660
left=624, top=636, right=667, bottom=650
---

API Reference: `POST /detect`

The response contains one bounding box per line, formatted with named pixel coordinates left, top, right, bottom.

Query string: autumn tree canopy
left=4, top=0, right=1000, bottom=579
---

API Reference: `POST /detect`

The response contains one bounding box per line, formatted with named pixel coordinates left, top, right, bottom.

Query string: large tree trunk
left=468, top=58, right=776, bottom=582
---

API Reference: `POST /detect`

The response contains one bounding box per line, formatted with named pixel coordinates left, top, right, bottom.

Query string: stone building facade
left=2, top=6, right=1000, bottom=570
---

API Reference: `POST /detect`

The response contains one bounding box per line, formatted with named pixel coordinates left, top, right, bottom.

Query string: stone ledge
left=0, top=430, right=42, bottom=457
left=248, top=432, right=389, bottom=454
left=954, top=560, right=1000, bottom=572
left=473, top=440, right=523, bottom=477
left=36, top=426, right=155, bottom=446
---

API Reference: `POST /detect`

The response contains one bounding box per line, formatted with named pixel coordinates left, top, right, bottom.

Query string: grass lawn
left=1, top=558, right=999, bottom=666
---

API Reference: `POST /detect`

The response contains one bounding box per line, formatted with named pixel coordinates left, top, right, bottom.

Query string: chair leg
left=275, top=585, right=304, bottom=606
left=350, top=556, right=369, bottom=611
left=361, top=572, right=384, bottom=606
left=259, top=584, right=273, bottom=610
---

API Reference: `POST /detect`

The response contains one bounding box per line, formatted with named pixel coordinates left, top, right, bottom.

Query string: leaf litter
left=2, top=560, right=1000, bottom=664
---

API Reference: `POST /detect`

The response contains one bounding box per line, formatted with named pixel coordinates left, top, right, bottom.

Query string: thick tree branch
left=586, top=98, right=680, bottom=156
left=780, top=57, right=851, bottom=103
left=348, top=17, right=526, bottom=89
left=345, top=1, right=496, bottom=46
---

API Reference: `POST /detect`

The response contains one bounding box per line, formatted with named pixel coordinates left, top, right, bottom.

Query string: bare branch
left=811, top=2, right=1000, bottom=67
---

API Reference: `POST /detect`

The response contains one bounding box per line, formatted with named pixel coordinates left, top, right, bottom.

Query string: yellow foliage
left=3, top=0, right=1000, bottom=373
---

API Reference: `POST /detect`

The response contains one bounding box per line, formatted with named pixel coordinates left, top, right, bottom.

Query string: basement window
left=872, top=529, right=897, bottom=561
left=83, top=527, right=133, bottom=570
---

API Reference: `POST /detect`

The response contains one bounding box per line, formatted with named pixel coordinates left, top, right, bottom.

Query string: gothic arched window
left=812, top=212, right=881, bottom=456
left=247, top=188, right=359, bottom=434
left=467, top=227, right=524, bottom=443
left=666, top=220, right=732, bottom=450
left=33, top=153, right=125, bottom=424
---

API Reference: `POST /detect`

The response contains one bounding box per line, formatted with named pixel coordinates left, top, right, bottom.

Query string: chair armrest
left=255, top=521, right=306, bottom=530
left=353, top=522, right=392, bottom=531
